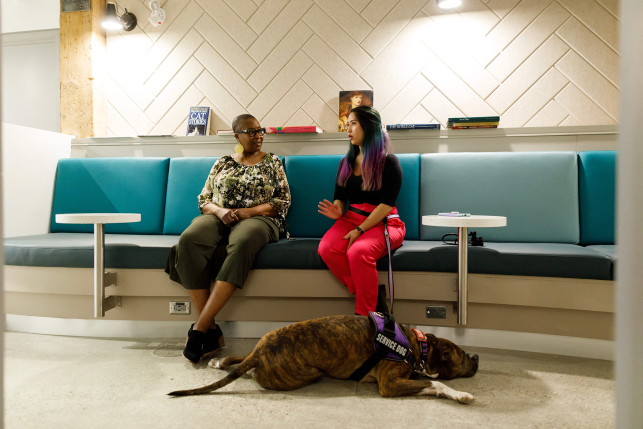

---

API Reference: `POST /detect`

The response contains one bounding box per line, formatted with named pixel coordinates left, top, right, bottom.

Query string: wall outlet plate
left=170, top=301, right=190, bottom=315
left=426, top=306, right=447, bottom=319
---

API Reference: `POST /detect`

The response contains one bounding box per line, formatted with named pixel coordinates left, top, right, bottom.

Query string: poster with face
left=338, top=90, right=374, bottom=132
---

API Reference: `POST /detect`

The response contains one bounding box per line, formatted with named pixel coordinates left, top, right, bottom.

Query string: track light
left=102, top=2, right=137, bottom=32
left=437, top=0, right=462, bottom=10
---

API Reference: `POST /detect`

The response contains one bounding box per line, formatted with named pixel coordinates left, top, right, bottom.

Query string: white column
left=616, top=1, right=643, bottom=428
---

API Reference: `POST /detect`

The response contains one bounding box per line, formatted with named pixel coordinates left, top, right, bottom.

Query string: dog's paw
left=208, top=359, right=221, bottom=369
left=454, top=391, right=475, bottom=404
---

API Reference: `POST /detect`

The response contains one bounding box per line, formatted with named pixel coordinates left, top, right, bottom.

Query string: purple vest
left=369, top=312, right=411, bottom=362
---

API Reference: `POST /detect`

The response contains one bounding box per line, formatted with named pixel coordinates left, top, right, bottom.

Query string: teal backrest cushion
left=51, top=158, right=170, bottom=234
left=393, top=153, right=420, bottom=240
left=163, top=157, right=219, bottom=235
left=578, top=151, right=617, bottom=245
left=284, top=154, right=420, bottom=239
left=420, top=152, right=580, bottom=243
left=285, top=155, right=344, bottom=238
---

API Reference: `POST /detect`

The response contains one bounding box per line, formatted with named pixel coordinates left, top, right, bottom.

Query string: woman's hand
left=216, top=208, right=239, bottom=227
left=318, top=199, right=343, bottom=220
left=233, top=208, right=253, bottom=221
left=343, top=229, right=362, bottom=251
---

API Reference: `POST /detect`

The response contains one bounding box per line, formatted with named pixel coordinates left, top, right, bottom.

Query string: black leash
left=347, top=206, right=399, bottom=313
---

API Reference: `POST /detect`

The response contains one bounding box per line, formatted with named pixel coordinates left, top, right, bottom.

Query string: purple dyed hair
left=337, top=105, right=392, bottom=191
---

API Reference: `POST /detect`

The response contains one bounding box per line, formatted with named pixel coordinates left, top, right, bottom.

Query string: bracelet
left=355, top=226, right=365, bottom=234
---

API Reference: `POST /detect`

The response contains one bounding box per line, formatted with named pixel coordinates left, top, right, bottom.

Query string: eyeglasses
left=237, top=128, right=266, bottom=137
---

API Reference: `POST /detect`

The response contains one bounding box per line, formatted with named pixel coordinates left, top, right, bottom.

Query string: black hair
left=232, top=114, right=257, bottom=132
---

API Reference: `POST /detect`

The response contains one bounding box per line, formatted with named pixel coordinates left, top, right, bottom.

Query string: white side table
left=55, top=213, right=141, bottom=318
left=422, top=215, right=507, bottom=325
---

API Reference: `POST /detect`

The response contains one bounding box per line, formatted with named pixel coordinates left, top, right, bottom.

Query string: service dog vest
left=348, top=312, right=428, bottom=381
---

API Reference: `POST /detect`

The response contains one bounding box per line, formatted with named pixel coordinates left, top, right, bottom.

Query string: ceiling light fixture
left=102, top=2, right=137, bottom=32
left=437, top=0, right=463, bottom=10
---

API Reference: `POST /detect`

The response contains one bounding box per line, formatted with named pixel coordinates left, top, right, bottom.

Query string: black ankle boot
left=376, top=284, right=389, bottom=314
left=202, top=325, right=225, bottom=359
left=183, top=324, right=206, bottom=364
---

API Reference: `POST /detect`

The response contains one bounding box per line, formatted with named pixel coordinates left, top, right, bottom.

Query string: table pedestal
left=457, top=227, right=468, bottom=325
left=94, top=224, right=119, bottom=318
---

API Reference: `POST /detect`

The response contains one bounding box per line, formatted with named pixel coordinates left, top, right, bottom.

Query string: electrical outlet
left=170, top=301, right=190, bottom=315
left=426, top=306, right=447, bottom=319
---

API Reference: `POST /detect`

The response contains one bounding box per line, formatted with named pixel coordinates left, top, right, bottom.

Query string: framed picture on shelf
left=338, top=90, right=373, bottom=132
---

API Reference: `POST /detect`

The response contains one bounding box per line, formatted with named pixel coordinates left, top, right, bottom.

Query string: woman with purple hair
left=318, top=106, right=405, bottom=315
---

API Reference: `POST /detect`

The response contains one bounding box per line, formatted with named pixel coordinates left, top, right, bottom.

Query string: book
left=451, top=122, right=499, bottom=127
left=217, top=130, right=234, bottom=135
left=451, top=125, right=498, bottom=129
left=339, top=90, right=374, bottom=132
left=266, top=126, right=323, bottom=133
left=186, top=107, right=211, bottom=136
left=386, top=124, right=441, bottom=130
left=447, top=116, right=500, bottom=124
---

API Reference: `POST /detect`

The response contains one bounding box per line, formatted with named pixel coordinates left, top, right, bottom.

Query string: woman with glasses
left=166, top=114, right=291, bottom=363
left=318, top=106, right=405, bottom=316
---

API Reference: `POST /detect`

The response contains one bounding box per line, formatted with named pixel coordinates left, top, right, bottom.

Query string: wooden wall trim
left=59, top=0, right=106, bottom=138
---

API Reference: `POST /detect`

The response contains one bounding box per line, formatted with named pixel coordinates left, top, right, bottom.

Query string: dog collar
left=412, top=328, right=428, bottom=373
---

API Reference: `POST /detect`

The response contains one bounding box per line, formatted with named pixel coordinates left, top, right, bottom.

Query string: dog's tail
left=168, top=354, right=258, bottom=397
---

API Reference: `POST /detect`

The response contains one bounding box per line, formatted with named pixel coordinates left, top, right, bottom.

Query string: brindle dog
left=169, top=315, right=479, bottom=403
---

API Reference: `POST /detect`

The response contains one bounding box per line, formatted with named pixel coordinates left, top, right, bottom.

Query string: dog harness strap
left=348, top=312, right=411, bottom=382
left=347, top=206, right=400, bottom=313
left=412, top=329, right=428, bottom=374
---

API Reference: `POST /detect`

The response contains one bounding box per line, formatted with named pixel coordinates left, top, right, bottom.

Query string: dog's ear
left=424, top=333, right=438, bottom=344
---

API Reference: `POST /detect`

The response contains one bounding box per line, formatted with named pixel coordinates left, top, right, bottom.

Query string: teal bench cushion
left=284, top=154, right=420, bottom=239
left=5, top=233, right=613, bottom=280
left=163, top=157, right=219, bottom=235
left=51, top=158, right=170, bottom=235
left=4, top=233, right=179, bottom=269
left=420, top=152, right=580, bottom=243
left=378, top=241, right=613, bottom=280
left=578, top=151, right=617, bottom=245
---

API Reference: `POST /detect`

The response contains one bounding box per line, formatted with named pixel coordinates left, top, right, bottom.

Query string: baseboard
left=6, top=314, right=614, bottom=361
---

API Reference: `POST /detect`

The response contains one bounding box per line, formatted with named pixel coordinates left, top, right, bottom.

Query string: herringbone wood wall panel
left=105, top=0, right=620, bottom=136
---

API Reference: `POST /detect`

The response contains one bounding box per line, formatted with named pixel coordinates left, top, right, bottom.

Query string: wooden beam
left=60, top=0, right=106, bottom=138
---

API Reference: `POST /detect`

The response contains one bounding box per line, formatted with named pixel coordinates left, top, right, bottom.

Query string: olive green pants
left=165, top=214, right=279, bottom=290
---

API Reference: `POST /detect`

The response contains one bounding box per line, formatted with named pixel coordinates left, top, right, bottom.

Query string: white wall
left=2, top=123, right=71, bottom=237
left=105, top=0, right=620, bottom=137
left=1, top=29, right=60, bottom=133
left=0, top=0, right=59, bottom=34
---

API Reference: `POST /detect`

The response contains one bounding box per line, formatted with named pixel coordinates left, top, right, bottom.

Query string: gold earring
left=234, top=143, right=244, bottom=154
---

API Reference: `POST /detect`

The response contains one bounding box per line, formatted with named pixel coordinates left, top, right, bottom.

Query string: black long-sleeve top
left=333, top=154, right=403, bottom=207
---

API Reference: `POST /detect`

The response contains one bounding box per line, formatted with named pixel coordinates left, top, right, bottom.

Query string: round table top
left=422, top=215, right=506, bottom=228
left=55, top=213, right=141, bottom=224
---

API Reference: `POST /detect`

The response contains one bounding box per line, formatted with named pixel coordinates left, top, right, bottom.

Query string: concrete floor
left=5, top=331, right=614, bottom=429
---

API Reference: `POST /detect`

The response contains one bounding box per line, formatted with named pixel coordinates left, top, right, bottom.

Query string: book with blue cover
left=186, top=107, right=211, bottom=136
left=386, top=124, right=441, bottom=130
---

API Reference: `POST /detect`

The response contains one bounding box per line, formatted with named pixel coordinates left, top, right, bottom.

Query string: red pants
left=318, top=203, right=406, bottom=315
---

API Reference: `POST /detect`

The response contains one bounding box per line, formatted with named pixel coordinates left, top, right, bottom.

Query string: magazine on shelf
left=186, top=107, right=211, bottom=136
left=338, top=90, right=374, bottom=132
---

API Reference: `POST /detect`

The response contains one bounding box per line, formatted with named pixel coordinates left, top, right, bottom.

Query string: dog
left=169, top=315, right=479, bottom=403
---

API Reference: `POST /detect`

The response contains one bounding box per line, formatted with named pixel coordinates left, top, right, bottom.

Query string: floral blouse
left=198, top=153, right=291, bottom=236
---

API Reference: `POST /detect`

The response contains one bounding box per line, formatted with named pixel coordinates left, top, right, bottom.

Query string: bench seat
left=5, top=233, right=614, bottom=280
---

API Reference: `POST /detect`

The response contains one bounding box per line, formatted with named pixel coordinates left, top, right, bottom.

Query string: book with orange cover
left=266, top=126, right=323, bottom=133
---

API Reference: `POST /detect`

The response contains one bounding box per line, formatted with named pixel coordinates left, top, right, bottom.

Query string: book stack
left=447, top=116, right=500, bottom=129
left=386, top=124, right=441, bottom=130
left=266, top=126, right=322, bottom=133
